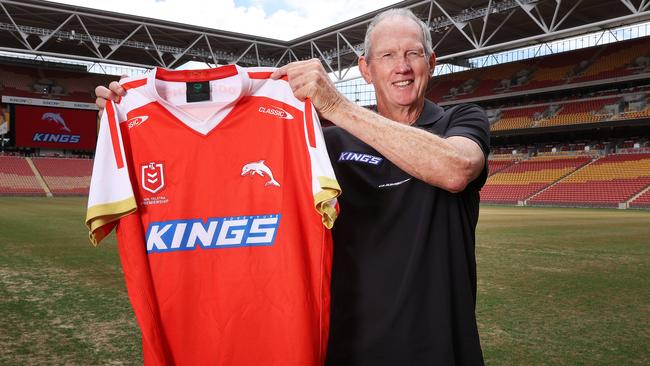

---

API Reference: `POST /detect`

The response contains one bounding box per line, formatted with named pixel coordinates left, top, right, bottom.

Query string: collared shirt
left=324, top=99, right=490, bottom=366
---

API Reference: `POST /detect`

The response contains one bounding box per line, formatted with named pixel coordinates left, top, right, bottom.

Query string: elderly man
left=96, top=8, right=488, bottom=365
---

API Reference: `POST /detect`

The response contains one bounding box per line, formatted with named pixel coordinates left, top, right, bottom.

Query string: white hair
left=363, top=8, right=434, bottom=62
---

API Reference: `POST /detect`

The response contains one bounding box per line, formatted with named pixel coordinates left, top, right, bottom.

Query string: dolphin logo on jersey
left=42, top=112, right=71, bottom=132
left=241, top=160, right=280, bottom=187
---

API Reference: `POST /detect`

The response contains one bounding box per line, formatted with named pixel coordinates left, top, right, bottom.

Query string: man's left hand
left=270, top=59, right=348, bottom=120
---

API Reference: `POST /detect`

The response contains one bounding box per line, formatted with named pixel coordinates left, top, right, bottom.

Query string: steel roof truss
left=619, top=0, right=638, bottom=13
left=143, top=25, right=166, bottom=68
left=467, top=21, right=479, bottom=47
left=336, top=34, right=341, bottom=79
left=432, top=25, right=454, bottom=51
left=338, top=32, right=361, bottom=58
left=0, top=1, right=30, bottom=49
left=75, top=14, right=102, bottom=58
left=340, top=55, right=359, bottom=80
left=234, top=42, right=255, bottom=65
left=273, top=48, right=290, bottom=67
left=641, top=0, right=650, bottom=11
left=34, top=13, right=73, bottom=51
left=478, top=0, right=494, bottom=47
left=533, top=3, right=549, bottom=31
left=310, top=41, right=336, bottom=76
left=549, top=0, right=562, bottom=31
left=168, top=34, right=204, bottom=68
left=105, top=24, right=143, bottom=59
left=515, top=0, right=549, bottom=33
left=432, top=0, right=478, bottom=48
left=552, top=0, right=584, bottom=32
left=482, top=9, right=517, bottom=47
left=204, top=34, right=217, bottom=66
left=289, top=49, right=299, bottom=63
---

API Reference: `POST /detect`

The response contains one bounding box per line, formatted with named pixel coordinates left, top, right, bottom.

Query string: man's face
left=359, top=16, right=435, bottom=113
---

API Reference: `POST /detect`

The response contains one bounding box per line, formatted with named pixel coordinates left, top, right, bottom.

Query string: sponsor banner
left=14, top=105, right=98, bottom=150
left=2, top=95, right=98, bottom=110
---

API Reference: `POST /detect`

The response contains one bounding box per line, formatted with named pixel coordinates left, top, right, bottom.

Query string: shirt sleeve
left=443, top=103, right=491, bottom=189
left=304, top=98, right=341, bottom=229
left=85, top=100, right=136, bottom=246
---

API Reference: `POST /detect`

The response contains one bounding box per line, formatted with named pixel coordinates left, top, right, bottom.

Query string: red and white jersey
left=85, top=65, right=340, bottom=365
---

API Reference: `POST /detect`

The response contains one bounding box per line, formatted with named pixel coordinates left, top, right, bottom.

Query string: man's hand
left=94, top=79, right=127, bottom=116
left=270, top=59, right=349, bottom=121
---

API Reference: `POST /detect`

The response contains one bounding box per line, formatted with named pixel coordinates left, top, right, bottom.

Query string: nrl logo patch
left=142, top=162, right=165, bottom=194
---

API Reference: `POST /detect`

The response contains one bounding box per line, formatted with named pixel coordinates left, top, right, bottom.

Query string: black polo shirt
left=324, top=100, right=490, bottom=366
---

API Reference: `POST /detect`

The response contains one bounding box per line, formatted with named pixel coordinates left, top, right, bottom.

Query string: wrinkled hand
left=94, top=77, right=127, bottom=116
left=270, top=59, right=348, bottom=121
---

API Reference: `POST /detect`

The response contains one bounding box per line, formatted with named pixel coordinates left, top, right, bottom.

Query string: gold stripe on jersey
left=315, top=176, right=341, bottom=229
left=86, top=197, right=137, bottom=246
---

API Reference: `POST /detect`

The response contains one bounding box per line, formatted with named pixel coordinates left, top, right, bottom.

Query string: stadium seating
left=429, top=36, right=650, bottom=103
left=0, top=63, right=114, bottom=102
left=481, top=155, right=592, bottom=203
left=0, top=156, right=45, bottom=195
left=488, top=92, right=648, bottom=131
left=487, top=157, right=517, bottom=176
left=536, top=96, right=621, bottom=127
left=629, top=188, right=650, bottom=208
left=490, top=105, right=548, bottom=131
left=31, top=158, right=93, bottom=195
left=529, top=153, right=650, bottom=207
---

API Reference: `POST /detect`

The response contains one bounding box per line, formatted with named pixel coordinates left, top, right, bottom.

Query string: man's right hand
left=94, top=80, right=127, bottom=116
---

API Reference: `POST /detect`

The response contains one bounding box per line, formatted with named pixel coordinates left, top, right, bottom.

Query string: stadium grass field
left=1, top=197, right=648, bottom=365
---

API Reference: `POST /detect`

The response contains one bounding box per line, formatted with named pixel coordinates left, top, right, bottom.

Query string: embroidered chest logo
left=142, top=162, right=165, bottom=194
left=338, top=152, right=383, bottom=166
left=241, top=160, right=280, bottom=187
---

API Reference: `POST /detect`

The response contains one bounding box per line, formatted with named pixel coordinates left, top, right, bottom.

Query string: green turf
left=0, top=198, right=648, bottom=365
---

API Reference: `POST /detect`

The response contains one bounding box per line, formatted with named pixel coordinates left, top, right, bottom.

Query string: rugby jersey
left=86, top=65, right=340, bottom=365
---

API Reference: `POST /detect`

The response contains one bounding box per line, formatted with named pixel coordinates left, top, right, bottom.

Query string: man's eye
left=381, top=53, right=394, bottom=59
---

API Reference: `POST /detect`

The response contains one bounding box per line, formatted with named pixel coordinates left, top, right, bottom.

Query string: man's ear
left=358, top=56, right=372, bottom=84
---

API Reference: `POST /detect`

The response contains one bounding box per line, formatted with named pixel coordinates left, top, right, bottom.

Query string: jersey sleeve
left=85, top=100, right=136, bottom=246
left=304, top=99, right=341, bottom=229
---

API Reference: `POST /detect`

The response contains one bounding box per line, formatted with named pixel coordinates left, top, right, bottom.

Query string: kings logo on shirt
left=142, top=162, right=165, bottom=194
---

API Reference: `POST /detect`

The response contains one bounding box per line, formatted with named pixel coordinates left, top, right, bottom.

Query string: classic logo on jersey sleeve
left=146, top=214, right=281, bottom=253
left=142, top=162, right=165, bottom=194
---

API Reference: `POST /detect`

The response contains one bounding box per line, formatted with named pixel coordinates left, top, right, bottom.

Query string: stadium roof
left=1, top=0, right=649, bottom=79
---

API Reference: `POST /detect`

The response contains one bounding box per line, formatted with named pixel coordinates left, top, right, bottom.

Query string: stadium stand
left=487, top=155, right=518, bottom=176
left=31, top=157, right=92, bottom=195
left=629, top=188, right=650, bottom=208
left=428, top=36, right=650, bottom=103
left=481, top=155, right=593, bottom=203
left=0, top=156, right=45, bottom=195
left=528, top=153, right=650, bottom=207
left=487, top=91, right=649, bottom=131
left=0, top=62, right=114, bottom=103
